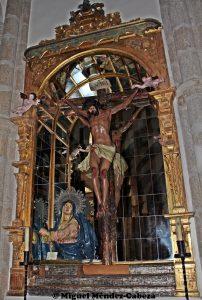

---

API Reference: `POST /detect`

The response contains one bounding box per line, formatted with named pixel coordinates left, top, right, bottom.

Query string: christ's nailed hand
left=39, top=228, right=49, bottom=237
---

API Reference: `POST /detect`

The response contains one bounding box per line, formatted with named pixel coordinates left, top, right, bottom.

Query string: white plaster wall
left=28, top=0, right=161, bottom=46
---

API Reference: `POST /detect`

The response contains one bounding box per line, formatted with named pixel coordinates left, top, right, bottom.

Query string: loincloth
left=78, top=144, right=127, bottom=177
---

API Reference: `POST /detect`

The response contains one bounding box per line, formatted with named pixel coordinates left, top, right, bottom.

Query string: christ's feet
left=96, top=204, right=105, bottom=219
left=96, top=204, right=111, bottom=219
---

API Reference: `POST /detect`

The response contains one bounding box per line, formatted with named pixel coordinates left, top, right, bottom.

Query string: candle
left=176, top=217, right=183, bottom=241
left=24, top=227, right=30, bottom=251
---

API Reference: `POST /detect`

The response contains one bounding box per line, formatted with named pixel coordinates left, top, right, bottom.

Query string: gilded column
left=5, top=108, right=37, bottom=297
left=151, top=89, right=198, bottom=296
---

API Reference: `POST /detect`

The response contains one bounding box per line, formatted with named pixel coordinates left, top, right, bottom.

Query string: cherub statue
left=70, top=145, right=91, bottom=160
left=132, top=76, right=164, bottom=89
left=12, top=92, right=40, bottom=116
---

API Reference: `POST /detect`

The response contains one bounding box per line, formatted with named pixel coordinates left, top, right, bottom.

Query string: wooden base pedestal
left=83, top=264, right=129, bottom=275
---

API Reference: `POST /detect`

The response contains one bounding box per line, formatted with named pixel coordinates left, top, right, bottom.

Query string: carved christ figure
left=61, top=89, right=138, bottom=217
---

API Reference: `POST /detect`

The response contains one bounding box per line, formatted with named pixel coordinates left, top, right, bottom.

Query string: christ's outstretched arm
left=77, top=115, right=90, bottom=128
left=60, top=98, right=88, bottom=118
left=119, top=107, right=143, bottom=134
left=111, top=89, right=138, bottom=115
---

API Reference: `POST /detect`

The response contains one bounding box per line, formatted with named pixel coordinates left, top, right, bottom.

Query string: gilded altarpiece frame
left=5, top=11, right=199, bottom=296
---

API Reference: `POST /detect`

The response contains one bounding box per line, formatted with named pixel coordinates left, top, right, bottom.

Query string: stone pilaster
left=0, top=0, right=22, bottom=115
left=0, top=3, right=3, bottom=46
left=159, top=0, right=202, bottom=295
left=185, top=0, right=202, bottom=68
left=0, top=0, right=32, bottom=299
left=12, top=0, right=32, bottom=109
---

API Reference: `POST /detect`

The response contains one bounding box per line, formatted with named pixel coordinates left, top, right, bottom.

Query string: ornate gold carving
left=7, top=268, right=25, bottom=296
left=25, top=23, right=168, bottom=92
left=11, top=110, right=37, bottom=225
left=128, top=31, right=169, bottom=86
left=167, top=213, right=198, bottom=296
left=4, top=220, right=24, bottom=266
left=28, top=28, right=168, bottom=93
left=4, top=219, right=25, bottom=296
left=174, top=262, right=199, bottom=296
left=171, top=216, right=198, bottom=295
left=27, top=55, right=66, bottom=88
left=164, top=153, right=187, bottom=210
left=55, top=1, right=121, bottom=40
left=20, top=9, right=198, bottom=296
left=150, top=89, right=186, bottom=213
left=151, top=89, right=199, bottom=296
left=5, top=108, right=38, bottom=295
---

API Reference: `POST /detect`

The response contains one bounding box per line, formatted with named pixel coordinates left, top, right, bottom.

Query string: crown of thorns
left=82, top=98, right=102, bottom=110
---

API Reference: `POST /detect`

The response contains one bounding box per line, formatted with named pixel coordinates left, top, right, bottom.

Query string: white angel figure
left=12, top=92, right=41, bottom=116
left=132, top=76, right=164, bottom=90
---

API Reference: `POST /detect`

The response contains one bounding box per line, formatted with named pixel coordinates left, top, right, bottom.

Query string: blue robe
left=32, top=212, right=98, bottom=261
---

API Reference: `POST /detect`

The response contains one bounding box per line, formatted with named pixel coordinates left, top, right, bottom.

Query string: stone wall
left=0, top=0, right=31, bottom=299
left=159, top=0, right=202, bottom=296
left=0, top=2, right=3, bottom=46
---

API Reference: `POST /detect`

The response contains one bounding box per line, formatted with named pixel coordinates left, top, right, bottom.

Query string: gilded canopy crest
left=55, top=0, right=122, bottom=40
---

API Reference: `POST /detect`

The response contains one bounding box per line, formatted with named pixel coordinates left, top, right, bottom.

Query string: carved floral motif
left=151, top=89, right=199, bottom=296
left=5, top=109, right=37, bottom=295
left=151, top=89, right=187, bottom=213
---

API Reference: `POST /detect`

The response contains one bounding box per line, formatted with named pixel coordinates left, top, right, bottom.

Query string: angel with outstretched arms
left=12, top=92, right=41, bottom=116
